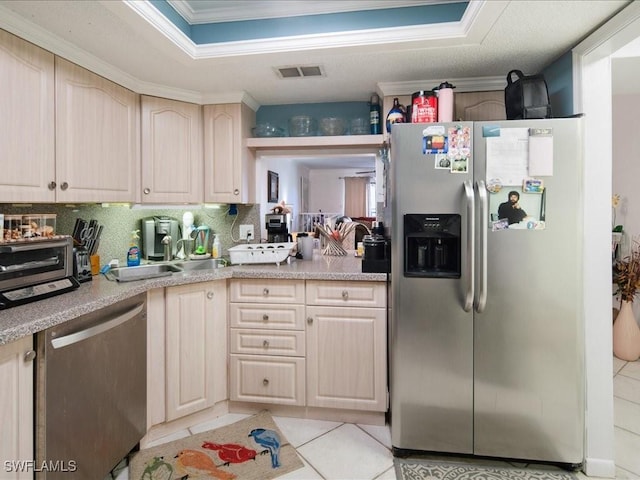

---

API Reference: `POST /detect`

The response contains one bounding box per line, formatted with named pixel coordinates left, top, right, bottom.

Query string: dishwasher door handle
left=51, top=302, right=145, bottom=349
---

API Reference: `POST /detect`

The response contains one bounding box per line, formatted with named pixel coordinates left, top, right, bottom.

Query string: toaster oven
left=0, top=236, right=79, bottom=309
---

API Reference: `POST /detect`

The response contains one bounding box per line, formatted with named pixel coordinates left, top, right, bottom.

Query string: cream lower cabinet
left=0, top=336, right=34, bottom=479
left=229, top=279, right=306, bottom=406
left=229, top=278, right=387, bottom=413
left=306, top=280, right=387, bottom=412
left=165, top=281, right=228, bottom=421
left=147, top=281, right=227, bottom=430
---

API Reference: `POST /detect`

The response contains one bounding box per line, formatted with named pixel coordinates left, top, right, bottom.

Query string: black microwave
left=0, top=236, right=79, bottom=309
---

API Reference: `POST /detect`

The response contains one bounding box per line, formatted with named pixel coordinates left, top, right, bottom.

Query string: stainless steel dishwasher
left=36, top=293, right=147, bottom=479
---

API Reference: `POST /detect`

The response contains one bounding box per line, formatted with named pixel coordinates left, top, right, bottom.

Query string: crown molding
left=167, top=0, right=456, bottom=25
left=126, top=0, right=502, bottom=59
left=378, top=76, right=507, bottom=96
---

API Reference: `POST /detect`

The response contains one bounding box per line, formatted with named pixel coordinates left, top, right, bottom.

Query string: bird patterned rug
left=129, top=411, right=303, bottom=480
left=394, top=458, right=578, bottom=480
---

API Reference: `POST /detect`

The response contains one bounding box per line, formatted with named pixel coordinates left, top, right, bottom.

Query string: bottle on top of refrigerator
left=212, top=234, right=221, bottom=259
left=369, top=93, right=381, bottom=134
left=386, top=97, right=405, bottom=133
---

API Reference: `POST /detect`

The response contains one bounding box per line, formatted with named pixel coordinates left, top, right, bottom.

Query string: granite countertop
left=0, top=252, right=386, bottom=345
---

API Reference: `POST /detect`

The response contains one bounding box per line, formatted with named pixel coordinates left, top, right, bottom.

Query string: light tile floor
left=115, top=357, right=640, bottom=480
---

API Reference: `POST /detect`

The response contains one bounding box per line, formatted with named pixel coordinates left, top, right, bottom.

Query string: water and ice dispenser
left=404, top=214, right=461, bottom=278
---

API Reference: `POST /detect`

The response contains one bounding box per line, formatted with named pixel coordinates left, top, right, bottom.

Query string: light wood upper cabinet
left=55, top=57, right=139, bottom=202
left=0, top=336, right=34, bottom=479
left=141, top=96, right=203, bottom=203
left=0, top=30, right=55, bottom=203
left=204, top=103, right=255, bottom=204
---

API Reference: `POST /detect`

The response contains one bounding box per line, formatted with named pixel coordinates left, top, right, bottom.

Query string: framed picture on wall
left=268, top=170, right=279, bottom=203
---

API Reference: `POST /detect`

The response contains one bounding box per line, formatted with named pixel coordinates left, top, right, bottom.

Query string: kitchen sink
left=174, top=259, right=220, bottom=271
left=106, top=263, right=183, bottom=282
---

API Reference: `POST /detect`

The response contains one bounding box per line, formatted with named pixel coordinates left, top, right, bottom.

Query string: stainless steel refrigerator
left=387, top=118, right=584, bottom=467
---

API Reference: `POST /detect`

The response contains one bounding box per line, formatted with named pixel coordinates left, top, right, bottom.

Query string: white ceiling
left=0, top=0, right=632, bottom=107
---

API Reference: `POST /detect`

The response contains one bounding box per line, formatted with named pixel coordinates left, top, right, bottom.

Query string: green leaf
left=613, top=225, right=624, bottom=232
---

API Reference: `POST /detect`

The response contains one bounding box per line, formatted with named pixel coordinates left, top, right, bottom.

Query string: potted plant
left=613, top=237, right=640, bottom=361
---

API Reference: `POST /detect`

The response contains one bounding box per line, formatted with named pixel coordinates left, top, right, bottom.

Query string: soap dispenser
left=212, top=234, right=221, bottom=259
left=127, top=230, right=141, bottom=267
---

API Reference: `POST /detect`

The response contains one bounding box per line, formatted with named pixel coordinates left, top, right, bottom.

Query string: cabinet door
left=306, top=306, right=387, bottom=411
left=165, top=281, right=227, bottom=421
left=204, top=103, right=255, bottom=204
left=0, top=336, right=34, bottom=479
left=0, top=30, right=55, bottom=203
left=141, top=96, right=203, bottom=203
left=146, top=287, right=166, bottom=428
left=55, top=57, right=139, bottom=202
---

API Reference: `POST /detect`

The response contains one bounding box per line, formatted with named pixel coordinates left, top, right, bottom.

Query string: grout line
left=356, top=423, right=392, bottom=451
left=292, top=422, right=345, bottom=449
left=291, top=450, right=327, bottom=480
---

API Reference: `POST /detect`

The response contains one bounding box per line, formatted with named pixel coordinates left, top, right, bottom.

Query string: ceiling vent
left=276, top=65, right=324, bottom=79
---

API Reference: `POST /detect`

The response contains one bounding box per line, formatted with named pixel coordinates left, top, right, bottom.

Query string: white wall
left=255, top=155, right=309, bottom=240
left=573, top=2, right=640, bottom=475
left=308, top=168, right=365, bottom=214
left=613, top=93, right=640, bottom=253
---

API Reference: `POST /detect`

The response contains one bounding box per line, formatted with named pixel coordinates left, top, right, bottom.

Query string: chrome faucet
left=161, top=235, right=172, bottom=261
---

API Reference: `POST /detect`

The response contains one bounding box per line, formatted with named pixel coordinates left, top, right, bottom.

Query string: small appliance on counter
left=361, top=221, right=390, bottom=273
left=73, top=245, right=92, bottom=283
left=0, top=236, right=79, bottom=309
left=265, top=213, right=290, bottom=243
left=361, top=233, right=390, bottom=273
left=140, top=216, right=179, bottom=261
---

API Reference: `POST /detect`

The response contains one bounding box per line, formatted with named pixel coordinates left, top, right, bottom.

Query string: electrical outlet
left=239, top=224, right=254, bottom=241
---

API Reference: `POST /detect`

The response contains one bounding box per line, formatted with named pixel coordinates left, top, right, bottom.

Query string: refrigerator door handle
left=463, top=180, right=474, bottom=312
left=475, top=180, right=488, bottom=313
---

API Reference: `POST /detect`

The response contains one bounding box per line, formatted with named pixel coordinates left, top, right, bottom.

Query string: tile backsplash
left=0, top=203, right=260, bottom=267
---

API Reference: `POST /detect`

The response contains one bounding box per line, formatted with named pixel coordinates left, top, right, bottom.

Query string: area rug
left=394, top=458, right=578, bottom=480
left=129, top=411, right=303, bottom=480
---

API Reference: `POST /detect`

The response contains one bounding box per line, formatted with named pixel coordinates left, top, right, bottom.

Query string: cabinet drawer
left=230, top=279, right=304, bottom=304
left=230, top=355, right=305, bottom=406
left=306, top=280, right=386, bottom=308
left=229, top=303, right=305, bottom=330
left=230, top=329, right=305, bottom=356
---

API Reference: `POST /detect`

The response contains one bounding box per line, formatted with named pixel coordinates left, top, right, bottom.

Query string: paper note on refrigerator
left=528, top=128, right=554, bottom=176
left=485, top=128, right=529, bottom=186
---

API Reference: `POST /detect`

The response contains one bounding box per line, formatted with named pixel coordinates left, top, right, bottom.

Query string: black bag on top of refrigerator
left=504, top=69, right=552, bottom=120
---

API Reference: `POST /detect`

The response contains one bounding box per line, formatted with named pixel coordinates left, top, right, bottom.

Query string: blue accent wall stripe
left=154, top=1, right=468, bottom=44
left=151, top=0, right=192, bottom=37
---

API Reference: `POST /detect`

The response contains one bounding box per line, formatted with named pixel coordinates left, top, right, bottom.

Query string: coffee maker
left=141, top=216, right=180, bottom=260
left=265, top=214, right=289, bottom=243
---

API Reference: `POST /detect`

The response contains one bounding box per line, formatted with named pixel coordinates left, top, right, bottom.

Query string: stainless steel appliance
left=36, top=293, right=147, bottom=479
left=140, top=216, right=179, bottom=260
left=0, top=236, right=79, bottom=309
left=388, top=119, right=584, bottom=467
left=265, top=213, right=290, bottom=243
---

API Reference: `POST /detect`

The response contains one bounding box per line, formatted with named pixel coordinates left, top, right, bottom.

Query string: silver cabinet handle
left=262, top=314, right=269, bottom=321
left=24, top=350, right=36, bottom=362
left=143, top=188, right=150, bottom=194
left=463, top=180, right=474, bottom=312
left=342, top=290, right=349, bottom=300
left=60, top=182, right=68, bottom=191
left=263, top=378, right=269, bottom=386
left=51, top=302, right=144, bottom=349
left=48, top=181, right=56, bottom=190
left=263, top=288, right=269, bottom=296
left=263, top=340, right=269, bottom=348
left=207, top=291, right=214, bottom=300
left=476, top=180, right=488, bottom=313
left=307, top=317, right=313, bottom=325
left=234, top=189, right=239, bottom=195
